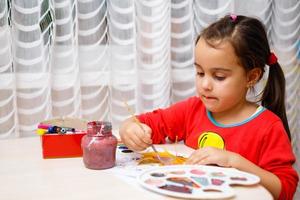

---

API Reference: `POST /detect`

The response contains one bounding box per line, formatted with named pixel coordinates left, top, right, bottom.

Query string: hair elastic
left=230, top=14, right=237, bottom=22
left=268, top=52, right=278, bottom=65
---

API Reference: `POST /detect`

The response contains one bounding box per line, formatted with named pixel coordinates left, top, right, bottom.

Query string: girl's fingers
left=140, top=124, right=152, bottom=145
left=187, top=156, right=208, bottom=164
left=126, top=123, right=151, bottom=144
left=140, top=134, right=152, bottom=145
left=196, top=157, right=212, bottom=165
left=126, top=138, right=147, bottom=151
left=120, top=130, right=145, bottom=151
left=186, top=151, right=208, bottom=164
left=129, top=132, right=150, bottom=150
left=120, top=122, right=153, bottom=152
left=186, top=147, right=216, bottom=164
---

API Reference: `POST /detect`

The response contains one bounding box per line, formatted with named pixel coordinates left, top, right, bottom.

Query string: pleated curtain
left=0, top=0, right=299, bottom=196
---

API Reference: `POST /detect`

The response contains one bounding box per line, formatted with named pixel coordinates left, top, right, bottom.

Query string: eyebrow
left=194, top=62, right=232, bottom=72
left=194, top=62, right=201, bottom=68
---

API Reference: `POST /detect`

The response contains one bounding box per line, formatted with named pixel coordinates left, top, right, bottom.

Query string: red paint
left=81, top=121, right=117, bottom=170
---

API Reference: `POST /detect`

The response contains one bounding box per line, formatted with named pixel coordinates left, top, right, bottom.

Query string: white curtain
left=0, top=0, right=299, bottom=195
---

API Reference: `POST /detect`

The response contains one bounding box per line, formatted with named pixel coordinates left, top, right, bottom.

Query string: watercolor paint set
left=137, top=165, right=260, bottom=199
left=112, top=144, right=144, bottom=177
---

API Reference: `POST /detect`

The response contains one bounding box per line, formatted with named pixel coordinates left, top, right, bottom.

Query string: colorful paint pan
left=191, top=176, right=209, bottom=186
left=230, top=177, right=247, bottom=181
left=211, top=178, right=225, bottom=186
left=190, top=169, right=205, bottom=176
left=159, top=184, right=192, bottom=194
left=169, top=170, right=186, bottom=175
left=210, top=172, right=226, bottom=177
left=150, top=172, right=166, bottom=177
left=145, top=179, right=165, bottom=187
left=166, top=177, right=200, bottom=188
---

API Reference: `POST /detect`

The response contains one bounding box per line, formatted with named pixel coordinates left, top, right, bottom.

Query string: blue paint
left=191, top=176, right=209, bottom=186
left=118, top=146, right=129, bottom=150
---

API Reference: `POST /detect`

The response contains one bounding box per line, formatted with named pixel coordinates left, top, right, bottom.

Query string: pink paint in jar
left=81, top=121, right=117, bottom=170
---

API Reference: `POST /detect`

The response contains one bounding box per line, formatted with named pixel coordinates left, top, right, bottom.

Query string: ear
left=246, top=68, right=262, bottom=88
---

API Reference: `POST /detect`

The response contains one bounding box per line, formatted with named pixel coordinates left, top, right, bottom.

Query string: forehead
left=195, top=37, right=241, bottom=69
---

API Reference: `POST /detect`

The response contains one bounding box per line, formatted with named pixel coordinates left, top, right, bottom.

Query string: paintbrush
left=123, top=100, right=165, bottom=164
left=175, top=135, right=178, bottom=157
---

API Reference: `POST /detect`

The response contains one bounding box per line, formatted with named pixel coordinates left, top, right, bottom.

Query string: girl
left=119, top=15, right=298, bottom=200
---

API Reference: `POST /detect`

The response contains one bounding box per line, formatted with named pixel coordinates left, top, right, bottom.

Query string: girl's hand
left=119, top=119, right=152, bottom=152
left=185, top=146, right=240, bottom=167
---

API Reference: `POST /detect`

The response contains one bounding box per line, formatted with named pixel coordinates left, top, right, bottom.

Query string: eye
left=214, top=76, right=226, bottom=81
left=197, top=72, right=205, bottom=77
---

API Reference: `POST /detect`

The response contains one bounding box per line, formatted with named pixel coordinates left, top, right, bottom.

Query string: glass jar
left=81, top=121, right=117, bottom=170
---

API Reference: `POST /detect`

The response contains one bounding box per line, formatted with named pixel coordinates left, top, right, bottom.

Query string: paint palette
left=138, top=165, right=260, bottom=199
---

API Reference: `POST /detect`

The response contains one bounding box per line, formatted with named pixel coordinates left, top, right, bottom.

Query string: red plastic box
left=39, top=118, right=87, bottom=159
left=41, top=132, right=86, bottom=158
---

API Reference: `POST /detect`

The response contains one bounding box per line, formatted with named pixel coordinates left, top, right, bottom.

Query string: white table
left=0, top=137, right=273, bottom=200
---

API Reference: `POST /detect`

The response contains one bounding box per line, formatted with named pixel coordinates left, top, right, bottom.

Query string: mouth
left=202, top=95, right=218, bottom=100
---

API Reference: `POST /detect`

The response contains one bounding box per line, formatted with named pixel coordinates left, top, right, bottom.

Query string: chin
left=207, top=108, right=218, bottom=113
left=204, top=102, right=226, bottom=112
left=203, top=105, right=218, bottom=112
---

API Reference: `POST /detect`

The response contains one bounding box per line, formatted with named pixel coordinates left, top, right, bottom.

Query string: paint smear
left=145, top=178, right=165, bottom=187
left=190, top=169, right=206, bottom=176
left=203, top=189, right=222, bottom=193
left=211, top=178, right=225, bottom=186
left=159, top=184, right=192, bottom=194
left=167, top=177, right=200, bottom=188
left=210, top=172, right=226, bottom=177
left=230, top=177, right=247, bottom=181
left=169, top=170, right=186, bottom=175
left=150, top=172, right=166, bottom=177
left=191, top=176, right=209, bottom=186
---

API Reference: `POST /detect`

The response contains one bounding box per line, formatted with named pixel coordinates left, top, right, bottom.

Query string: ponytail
left=261, top=63, right=291, bottom=140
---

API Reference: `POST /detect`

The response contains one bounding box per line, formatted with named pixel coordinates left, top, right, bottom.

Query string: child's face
left=194, top=38, right=249, bottom=113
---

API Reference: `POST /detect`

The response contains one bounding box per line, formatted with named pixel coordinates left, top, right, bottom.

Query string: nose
left=201, top=76, right=213, bottom=91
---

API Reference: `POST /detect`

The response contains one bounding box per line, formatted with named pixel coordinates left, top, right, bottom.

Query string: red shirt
left=138, top=96, right=298, bottom=200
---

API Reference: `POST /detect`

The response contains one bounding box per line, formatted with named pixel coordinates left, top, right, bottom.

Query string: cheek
left=218, top=82, right=247, bottom=99
left=195, top=77, right=199, bottom=87
left=214, top=80, right=239, bottom=95
left=195, top=78, right=202, bottom=94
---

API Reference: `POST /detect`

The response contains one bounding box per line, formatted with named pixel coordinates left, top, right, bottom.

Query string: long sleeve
left=258, top=121, right=298, bottom=200
left=137, top=98, right=194, bottom=144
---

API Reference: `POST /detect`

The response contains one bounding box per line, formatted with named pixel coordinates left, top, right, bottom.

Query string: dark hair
left=196, top=14, right=291, bottom=140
